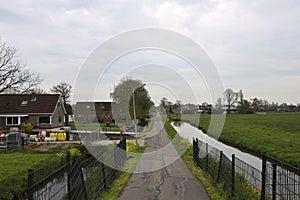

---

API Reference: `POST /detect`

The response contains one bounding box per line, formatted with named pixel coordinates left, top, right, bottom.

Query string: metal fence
left=27, top=138, right=126, bottom=200
left=193, top=137, right=300, bottom=200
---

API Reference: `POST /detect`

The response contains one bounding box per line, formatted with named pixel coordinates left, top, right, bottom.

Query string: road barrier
left=193, top=138, right=300, bottom=200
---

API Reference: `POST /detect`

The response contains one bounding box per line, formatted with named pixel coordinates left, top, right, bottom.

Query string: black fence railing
left=27, top=138, right=127, bottom=200
left=193, top=138, right=300, bottom=200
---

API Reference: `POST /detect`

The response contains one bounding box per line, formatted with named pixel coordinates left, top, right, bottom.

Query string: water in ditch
left=171, top=121, right=262, bottom=170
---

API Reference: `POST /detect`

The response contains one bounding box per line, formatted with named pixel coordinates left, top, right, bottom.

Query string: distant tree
left=160, top=97, right=173, bottom=114
left=172, top=100, right=182, bottom=114
left=237, top=90, right=244, bottom=113
left=241, top=99, right=253, bottom=114
left=223, top=88, right=238, bottom=113
left=24, top=87, right=47, bottom=94
left=260, top=99, right=269, bottom=112
left=110, top=77, right=154, bottom=125
left=213, top=98, right=223, bottom=114
left=50, top=82, right=72, bottom=122
left=0, top=40, right=41, bottom=93
left=251, top=98, right=263, bottom=113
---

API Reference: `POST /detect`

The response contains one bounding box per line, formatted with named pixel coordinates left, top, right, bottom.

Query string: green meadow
left=0, top=150, right=56, bottom=200
left=170, top=112, right=300, bottom=166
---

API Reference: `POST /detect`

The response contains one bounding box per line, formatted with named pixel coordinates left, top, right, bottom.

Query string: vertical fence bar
left=205, top=143, right=208, bottom=171
left=261, top=153, right=267, bottom=200
left=27, top=169, right=34, bottom=200
left=196, top=138, right=199, bottom=167
left=272, top=163, right=277, bottom=200
left=217, top=151, right=223, bottom=181
left=193, top=138, right=196, bottom=164
left=231, top=154, right=235, bottom=197
left=66, top=151, right=71, bottom=200
left=101, top=155, right=107, bottom=190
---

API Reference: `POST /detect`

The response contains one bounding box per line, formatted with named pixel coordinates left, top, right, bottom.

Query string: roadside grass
left=0, top=150, right=56, bottom=200
left=68, top=122, right=120, bottom=132
left=142, top=119, right=153, bottom=133
left=170, top=113, right=300, bottom=166
left=164, top=120, right=229, bottom=200
left=100, top=141, right=144, bottom=200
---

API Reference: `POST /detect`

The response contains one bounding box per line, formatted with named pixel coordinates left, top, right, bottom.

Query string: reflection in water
left=171, top=122, right=262, bottom=170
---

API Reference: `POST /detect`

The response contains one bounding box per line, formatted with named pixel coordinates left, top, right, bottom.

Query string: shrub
left=24, top=123, right=33, bottom=134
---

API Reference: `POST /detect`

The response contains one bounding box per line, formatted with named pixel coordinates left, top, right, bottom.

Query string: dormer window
left=21, top=100, right=28, bottom=105
left=31, top=97, right=37, bottom=102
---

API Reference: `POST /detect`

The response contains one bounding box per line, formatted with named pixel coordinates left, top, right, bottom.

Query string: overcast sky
left=1, top=0, right=299, bottom=104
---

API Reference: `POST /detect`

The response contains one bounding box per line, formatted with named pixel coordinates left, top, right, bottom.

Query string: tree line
left=219, top=88, right=300, bottom=114
left=160, top=88, right=300, bottom=115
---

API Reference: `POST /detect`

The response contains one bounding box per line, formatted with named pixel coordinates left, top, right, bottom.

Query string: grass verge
left=164, top=120, right=229, bottom=200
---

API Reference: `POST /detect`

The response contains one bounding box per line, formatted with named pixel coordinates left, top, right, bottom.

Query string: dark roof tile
left=0, top=94, right=60, bottom=114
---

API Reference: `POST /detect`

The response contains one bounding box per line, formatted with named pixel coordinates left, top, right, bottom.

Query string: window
left=21, top=100, right=28, bottom=105
left=20, top=117, right=27, bottom=124
left=39, top=116, right=51, bottom=124
left=6, top=117, right=19, bottom=125
left=59, top=116, right=62, bottom=123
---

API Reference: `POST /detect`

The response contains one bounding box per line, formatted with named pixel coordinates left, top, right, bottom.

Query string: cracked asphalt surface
left=118, top=116, right=210, bottom=200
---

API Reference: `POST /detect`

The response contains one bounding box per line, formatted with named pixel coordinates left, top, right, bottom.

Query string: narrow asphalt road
left=118, top=116, right=210, bottom=200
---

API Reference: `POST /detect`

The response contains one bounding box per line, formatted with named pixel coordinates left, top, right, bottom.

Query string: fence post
left=196, top=138, right=200, bottom=167
left=27, top=169, right=34, bottom=200
left=261, top=152, right=267, bottom=200
left=101, top=155, right=107, bottom=190
left=205, top=143, right=208, bottom=171
left=123, top=138, right=127, bottom=163
left=217, top=151, right=223, bottom=181
left=231, top=154, right=235, bottom=197
left=66, top=151, right=71, bottom=200
left=193, top=138, right=198, bottom=166
left=272, top=163, right=277, bottom=200
left=193, top=138, right=196, bottom=164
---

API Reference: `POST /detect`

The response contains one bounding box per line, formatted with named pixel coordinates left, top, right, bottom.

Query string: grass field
left=0, top=150, right=56, bottom=200
left=170, top=112, right=300, bottom=167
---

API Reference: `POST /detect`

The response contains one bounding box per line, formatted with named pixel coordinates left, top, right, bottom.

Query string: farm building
left=74, top=101, right=115, bottom=123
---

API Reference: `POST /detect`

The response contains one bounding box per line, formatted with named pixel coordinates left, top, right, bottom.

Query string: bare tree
left=223, top=88, right=238, bottom=113
left=0, top=40, right=41, bottom=93
left=50, top=82, right=72, bottom=121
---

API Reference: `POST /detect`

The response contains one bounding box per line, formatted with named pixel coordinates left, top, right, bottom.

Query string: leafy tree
left=223, top=88, right=238, bottom=113
left=251, top=98, right=262, bottom=113
left=0, top=40, right=41, bottom=93
left=110, top=77, right=154, bottom=126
